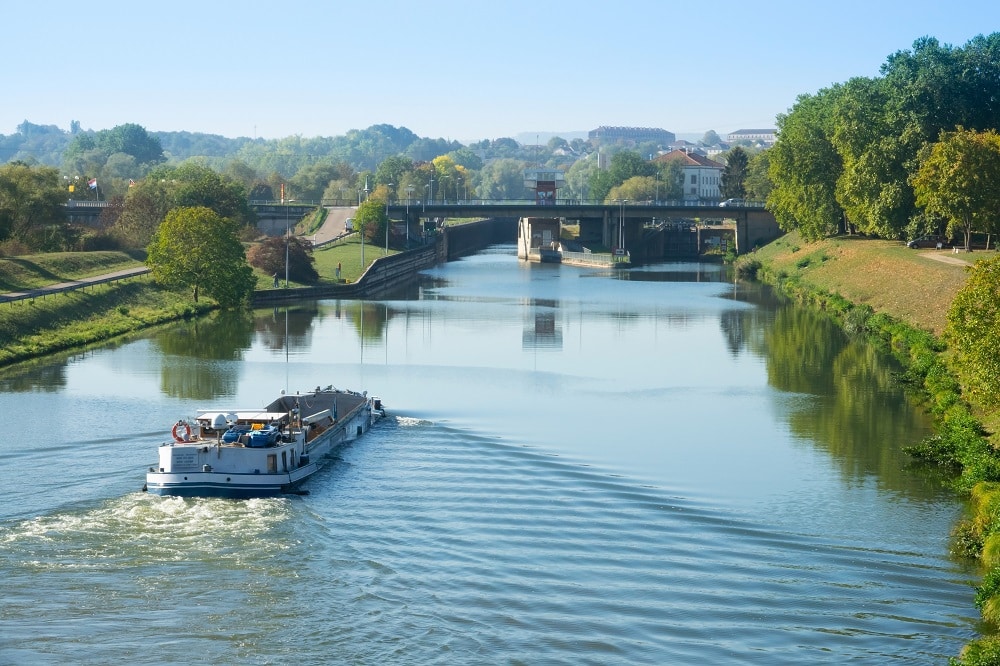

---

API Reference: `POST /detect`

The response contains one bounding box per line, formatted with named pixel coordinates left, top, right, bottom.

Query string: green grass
left=0, top=251, right=145, bottom=291
left=0, top=279, right=209, bottom=366
left=252, top=235, right=400, bottom=288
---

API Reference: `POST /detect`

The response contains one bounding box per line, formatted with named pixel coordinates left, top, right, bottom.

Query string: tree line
left=767, top=33, right=1000, bottom=246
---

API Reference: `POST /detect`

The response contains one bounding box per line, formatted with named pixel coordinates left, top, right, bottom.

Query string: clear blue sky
left=5, top=0, right=997, bottom=143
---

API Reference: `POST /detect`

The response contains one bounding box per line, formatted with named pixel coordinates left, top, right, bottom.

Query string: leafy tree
left=768, top=88, right=844, bottom=239
left=607, top=176, right=659, bottom=202
left=828, top=76, right=915, bottom=238
left=374, top=155, right=413, bottom=189
left=590, top=150, right=656, bottom=203
left=249, top=182, right=274, bottom=201
left=223, top=160, right=259, bottom=188
left=445, top=147, right=484, bottom=171
left=912, top=128, right=1000, bottom=250
left=146, top=206, right=255, bottom=306
left=149, top=162, right=256, bottom=227
left=720, top=147, right=749, bottom=199
left=0, top=162, right=66, bottom=242
left=655, top=159, right=685, bottom=200
left=744, top=151, right=773, bottom=201
left=290, top=161, right=352, bottom=201
left=97, top=123, right=165, bottom=166
left=563, top=155, right=596, bottom=200
left=946, top=255, right=1000, bottom=405
left=247, top=235, right=319, bottom=284
left=702, top=130, right=721, bottom=146
left=114, top=184, right=173, bottom=248
left=353, top=197, right=388, bottom=245
left=547, top=137, right=570, bottom=151
left=477, top=158, right=527, bottom=199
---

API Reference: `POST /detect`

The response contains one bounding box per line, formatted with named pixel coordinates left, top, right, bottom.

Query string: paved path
left=0, top=266, right=150, bottom=304
left=309, top=206, right=357, bottom=247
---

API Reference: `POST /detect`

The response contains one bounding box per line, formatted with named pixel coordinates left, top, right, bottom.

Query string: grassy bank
left=0, top=251, right=208, bottom=366
left=750, top=233, right=987, bottom=335
left=0, top=279, right=211, bottom=366
left=0, top=251, right=145, bottom=291
left=0, top=240, right=401, bottom=365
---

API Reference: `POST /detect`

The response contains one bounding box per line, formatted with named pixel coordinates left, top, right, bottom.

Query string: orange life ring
left=172, top=421, right=192, bottom=442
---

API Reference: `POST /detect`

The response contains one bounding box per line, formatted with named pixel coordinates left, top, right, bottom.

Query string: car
left=719, top=198, right=743, bottom=207
left=906, top=235, right=949, bottom=249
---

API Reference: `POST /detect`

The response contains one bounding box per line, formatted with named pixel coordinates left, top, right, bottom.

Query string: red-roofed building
left=654, top=149, right=724, bottom=202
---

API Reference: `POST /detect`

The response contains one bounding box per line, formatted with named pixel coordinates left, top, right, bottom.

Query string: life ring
left=172, top=420, right=192, bottom=442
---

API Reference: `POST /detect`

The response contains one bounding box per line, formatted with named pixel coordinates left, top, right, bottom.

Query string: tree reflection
left=152, top=309, right=255, bottom=399
left=342, top=301, right=393, bottom=342
left=0, top=357, right=68, bottom=392
left=738, top=291, right=937, bottom=496
left=255, top=305, right=320, bottom=353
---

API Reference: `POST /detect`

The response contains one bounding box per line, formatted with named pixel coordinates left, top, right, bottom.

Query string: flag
left=88, top=178, right=97, bottom=190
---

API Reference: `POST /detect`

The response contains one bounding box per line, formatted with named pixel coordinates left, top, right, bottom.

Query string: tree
left=290, top=161, right=352, bottom=201
left=477, top=159, right=527, bottom=200
left=745, top=151, right=773, bottom=201
left=946, top=255, right=1000, bottom=405
left=589, top=150, right=656, bottom=203
left=720, top=147, right=749, bottom=200
left=353, top=198, right=388, bottom=245
left=146, top=206, right=255, bottom=306
left=97, top=123, right=165, bottom=166
left=247, top=235, right=319, bottom=284
left=912, top=128, right=1000, bottom=250
left=655, top=160, right=684, bottom=200
left=0, top=162, right=66, bottom=243
left=374, top=155, right=413, bottom=189
left=768, top=88, right=844, bottom=239
left=607, top=176, right=659, bottom=202
left=147, top=162, right=256, bottom=227
left=702, top=130, right=721, bottom=146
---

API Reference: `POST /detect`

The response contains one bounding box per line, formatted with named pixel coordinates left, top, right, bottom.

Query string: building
left=654, top=149, right=724, bottom=201
left=727, top=129, right=777, bottom=146
left=588, top=126, right=676, bottom=146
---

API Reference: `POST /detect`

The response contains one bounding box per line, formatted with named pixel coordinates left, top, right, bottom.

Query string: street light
left=285, top=199, right=295, bottom=287
left=385, top=183, right=393, bottom=255
left=406, top=185, right=414, bottom=249
left=619, top=199, right=628, bottom=252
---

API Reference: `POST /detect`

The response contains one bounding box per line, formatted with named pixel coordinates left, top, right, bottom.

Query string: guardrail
left=0, top=267, right=150, bottom=305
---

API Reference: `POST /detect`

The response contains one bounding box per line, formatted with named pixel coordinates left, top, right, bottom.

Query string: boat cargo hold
left=144, top=386, right=385, bottom=498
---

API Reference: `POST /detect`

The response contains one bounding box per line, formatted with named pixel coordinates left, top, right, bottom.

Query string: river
left=0, top=245, right=978, bottom=664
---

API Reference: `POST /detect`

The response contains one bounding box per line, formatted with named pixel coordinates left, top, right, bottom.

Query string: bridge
left=62, top=199, right=781, bottom=259
left=385, top=200, right=779, bottom=258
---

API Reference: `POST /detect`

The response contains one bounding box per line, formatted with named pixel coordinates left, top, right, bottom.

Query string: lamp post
left=385, top=183, right=393, bottom=255
left=285, top=200, right=293, bottom=287
left=406, top=185, right=414, bottom=249
left=619, top=199, right=628, bottom=252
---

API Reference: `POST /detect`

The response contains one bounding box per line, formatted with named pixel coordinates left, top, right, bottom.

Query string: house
left=654, top=149, right=725, bottom=201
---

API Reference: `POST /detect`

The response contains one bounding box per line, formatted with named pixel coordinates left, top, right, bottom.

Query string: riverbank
left=747, top=231, right=1000, bottom=664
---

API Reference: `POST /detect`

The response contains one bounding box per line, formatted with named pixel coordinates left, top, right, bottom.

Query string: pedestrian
left=336, top=262, right=341, bottom=281
left=273, top=272, right=279, bottom=288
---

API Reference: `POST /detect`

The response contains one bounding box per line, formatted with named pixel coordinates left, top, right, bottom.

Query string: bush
left=247, top=236, right=319, bottom=284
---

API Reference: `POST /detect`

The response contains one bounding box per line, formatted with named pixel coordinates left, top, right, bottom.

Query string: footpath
left=0, top=266, right=151, bottom=304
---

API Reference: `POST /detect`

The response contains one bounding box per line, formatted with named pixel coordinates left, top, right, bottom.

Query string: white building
left=654, top=149, right=724, bottom=201
left=727, top=129, right=777, bottom=146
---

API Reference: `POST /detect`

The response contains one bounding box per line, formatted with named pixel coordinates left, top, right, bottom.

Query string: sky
left=4, top=0, right=998, bottom=144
